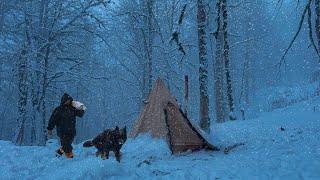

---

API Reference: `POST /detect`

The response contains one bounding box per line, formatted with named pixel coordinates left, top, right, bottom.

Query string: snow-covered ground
left=1, top=97, right=320, bottom=180
left=254, top=82, right=320, bottom=112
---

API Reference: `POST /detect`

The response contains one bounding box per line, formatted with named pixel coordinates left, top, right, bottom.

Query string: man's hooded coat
left=47, top=93, right=84, bottom=137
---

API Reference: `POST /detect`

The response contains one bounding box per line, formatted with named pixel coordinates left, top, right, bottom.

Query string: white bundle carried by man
left=72, top=101, right=87, bottom=111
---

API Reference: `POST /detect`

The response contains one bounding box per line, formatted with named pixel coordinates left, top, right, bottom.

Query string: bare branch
left=279, top=0, right=312, bottom=67
left=307, top=5, right=320, bottom=59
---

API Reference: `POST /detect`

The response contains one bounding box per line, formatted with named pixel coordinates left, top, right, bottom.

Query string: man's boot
left=65, top=152, right=74, bottom=158
left=56, top=147, right=64, bottom=157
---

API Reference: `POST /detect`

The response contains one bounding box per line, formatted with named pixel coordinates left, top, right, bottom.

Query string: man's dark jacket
left=47, top=93, right=84, bottom=137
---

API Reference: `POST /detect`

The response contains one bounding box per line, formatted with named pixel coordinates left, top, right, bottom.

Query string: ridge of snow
left=1, top=97, right=320, bottom=179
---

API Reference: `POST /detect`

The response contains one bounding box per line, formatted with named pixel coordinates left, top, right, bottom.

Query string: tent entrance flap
left=164, top=109, right=173, bottom=154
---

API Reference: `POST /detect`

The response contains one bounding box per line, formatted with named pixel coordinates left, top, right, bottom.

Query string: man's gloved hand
left=72, top=101, right=86, bottom=111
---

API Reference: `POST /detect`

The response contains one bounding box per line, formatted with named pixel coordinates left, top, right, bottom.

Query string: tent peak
left=155, top=77, right=166, bottom=87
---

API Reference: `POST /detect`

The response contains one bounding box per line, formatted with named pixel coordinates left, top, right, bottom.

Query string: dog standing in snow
left=83, top=126, right=127, bottom=162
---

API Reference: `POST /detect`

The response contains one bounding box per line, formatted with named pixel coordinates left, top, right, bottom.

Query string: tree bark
left=315, top=0, right=320, bottom=50
left=214, top=0, right=226, bottom=123
left=239, top=4, right=253, bottom=108
left=0, top=1, right=4, bottom=33
left=222, top=0, right=236, bottom=120
left=141, top=0, right=154, bottom=100
left=197, top=0, right=210, bottom=132
left=13, top=48, right=29, bottom=145
left=38, top=45, right=50, bottom=145
left=146, top=0, right=153, bottom=96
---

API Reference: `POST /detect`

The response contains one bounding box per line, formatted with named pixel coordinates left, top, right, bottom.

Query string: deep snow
left=1, top=97, right=320, bottom=180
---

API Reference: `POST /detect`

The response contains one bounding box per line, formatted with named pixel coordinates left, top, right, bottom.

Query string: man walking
left=47, top=93, right=85, bottom=158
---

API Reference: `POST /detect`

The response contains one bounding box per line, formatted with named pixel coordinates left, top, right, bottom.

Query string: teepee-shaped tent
left=130, top=78, right=216, bottom=154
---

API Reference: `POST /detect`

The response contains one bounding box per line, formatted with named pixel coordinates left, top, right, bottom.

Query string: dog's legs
left=96, top=145, right=104, bottom=157
left=114, top=150, right=121, bottom=162
left=106, top=151, right=109, bottom=159
left=101, top=151, right=106, bottom=160
left=101, top=150, right=109, bottom=160
left=95, top=151, right=102, bottom=157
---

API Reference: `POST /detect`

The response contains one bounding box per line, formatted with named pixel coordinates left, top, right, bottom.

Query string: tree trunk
left=315, top=0, right=320, bottom=50
left=30, top=75, right=39, bottom=145
left=239, top=5, right=252, bottom=109
left=146, top=0, right=153, bottom=96
left=37, top=0, right=50, bottom=145
left=38, top=45, right=50, bottom=145
left=13, top=48, right=29, bottom=145
left=142, top=0, right=154, bottom=100
left=222, top=0, right=236, bottom=120
left=197, top=0, right=210, bottom=132
left=13, top=9, right=33, bottom=145
left=0, top=1, right=4, bottom=33
left=214, top=0, right=226, bottom=123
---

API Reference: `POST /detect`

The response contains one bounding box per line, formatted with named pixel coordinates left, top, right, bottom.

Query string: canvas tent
left=130, top=78, right=216, bottom=154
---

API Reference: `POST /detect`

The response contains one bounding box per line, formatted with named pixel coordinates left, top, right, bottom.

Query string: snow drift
left=1, top=97, right=320, bottom=179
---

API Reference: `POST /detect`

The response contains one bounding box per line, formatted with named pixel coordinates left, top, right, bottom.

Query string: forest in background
left=0, top=0, right=319, bottom=145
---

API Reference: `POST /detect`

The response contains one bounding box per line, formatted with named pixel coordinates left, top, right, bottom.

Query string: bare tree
left=9, top=0, right=110, bottom=145
left=280, top=0, right=320, bottom=65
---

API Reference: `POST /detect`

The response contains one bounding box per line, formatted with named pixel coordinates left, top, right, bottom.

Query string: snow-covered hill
left=1, top=97, right=320, bottom=180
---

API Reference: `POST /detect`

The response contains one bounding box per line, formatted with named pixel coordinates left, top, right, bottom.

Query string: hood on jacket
left=61, top=93, right=73, bottom=105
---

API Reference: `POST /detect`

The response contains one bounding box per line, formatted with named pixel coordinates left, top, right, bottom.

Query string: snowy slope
left=254, top=82, right=320, bottom=112
left=1, top=97, right=320, bottom=180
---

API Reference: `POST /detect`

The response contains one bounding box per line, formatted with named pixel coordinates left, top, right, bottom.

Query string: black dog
left=83, top=126, right=127, bottom=162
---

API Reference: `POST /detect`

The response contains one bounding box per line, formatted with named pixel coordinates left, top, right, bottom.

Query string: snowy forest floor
left=1, top=97, right=320, bottom=180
